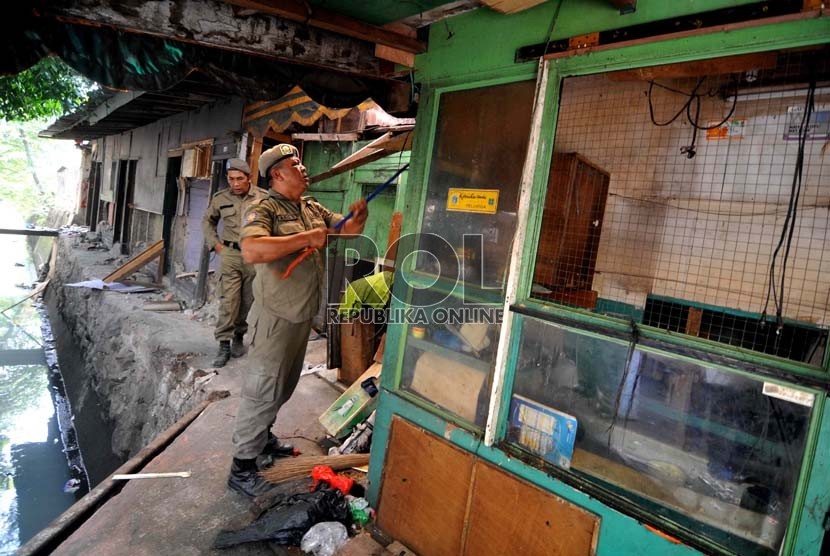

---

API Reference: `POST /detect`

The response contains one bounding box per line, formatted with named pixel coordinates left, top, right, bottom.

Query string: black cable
left=647, top=77, right=738, bottom=159
left=761, top=80, right=816, bottom=329
left=647, top=78, right=703, bottom=127
left=777, top=80, right=816, bottom=324
left=541, top=0, right=566, bottom=58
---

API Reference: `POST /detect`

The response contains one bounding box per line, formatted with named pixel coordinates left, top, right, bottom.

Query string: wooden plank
left=375, top=44, right=415, bottom=68
left=377, top=417, right=474, bottom=556
left=608, top=52, right=778, bottom=81
left=545, top=10, right=821, bottom=61
left=464, top=460, right=600, bottom=556
left=685, top=306, right=703, bottom=337
left=383, top=211, right=403, bottom=269
left=292, top=133, right=360, bottom=142
left=480, top=0, right=546, bottom=15
left=221, top=0, right=426, bottom=53
left=103, top=240, right=164, bottom=283
left=0, top=228, right=59, bottom=237
left=310, top=150, right=390, bottom=184
left=249, top=135, right=264, bottom=183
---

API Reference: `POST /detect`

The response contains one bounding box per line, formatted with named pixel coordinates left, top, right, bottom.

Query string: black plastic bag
left=214, top=488, right=349, bottom=549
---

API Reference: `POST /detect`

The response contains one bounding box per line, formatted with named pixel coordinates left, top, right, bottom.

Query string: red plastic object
left=311, top=465, right=354, bottom=495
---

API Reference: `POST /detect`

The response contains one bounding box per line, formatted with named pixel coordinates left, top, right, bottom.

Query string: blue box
left=509, top=394, right=578, bottom=469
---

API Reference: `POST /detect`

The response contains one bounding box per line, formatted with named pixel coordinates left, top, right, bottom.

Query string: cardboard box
left=320, top=362, right=382, bottom=438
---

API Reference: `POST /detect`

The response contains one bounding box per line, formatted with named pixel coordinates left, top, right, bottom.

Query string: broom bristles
left=259, top=453, right=370, bottom=484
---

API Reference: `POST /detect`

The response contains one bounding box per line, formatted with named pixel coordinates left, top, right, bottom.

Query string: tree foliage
left=0, top=57, right=96, bottom=121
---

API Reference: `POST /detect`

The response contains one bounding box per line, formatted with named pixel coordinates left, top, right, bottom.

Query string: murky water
left=0, top=234, right=88, bottom=554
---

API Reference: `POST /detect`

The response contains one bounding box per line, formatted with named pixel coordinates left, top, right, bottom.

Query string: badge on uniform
left=245, top=211, right=258, bottom=223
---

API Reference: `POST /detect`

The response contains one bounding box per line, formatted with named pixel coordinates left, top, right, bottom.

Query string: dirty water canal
left=0, top=232, right=121, bottom=554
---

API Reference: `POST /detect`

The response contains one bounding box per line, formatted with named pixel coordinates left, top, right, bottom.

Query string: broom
left=259, top=454, right=370, bottom=484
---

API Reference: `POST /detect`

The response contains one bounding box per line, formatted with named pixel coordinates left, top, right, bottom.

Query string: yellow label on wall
left=446, top=188, right=499, bottom=214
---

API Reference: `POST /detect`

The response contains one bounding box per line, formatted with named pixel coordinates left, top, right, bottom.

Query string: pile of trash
left=213, top=463, right=376, bottom=556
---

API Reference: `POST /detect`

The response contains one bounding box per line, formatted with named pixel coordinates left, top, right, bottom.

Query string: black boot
left=227, top=458, right=277, bottom=497
left=212, top=341, right=231, bottom=367
left=257, top=432, right=296, bottom=469
left=230, top=334, right=246, bottom=358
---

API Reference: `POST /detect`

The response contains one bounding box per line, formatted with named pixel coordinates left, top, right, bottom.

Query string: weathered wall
left=552, top=74, right=830, bottom=325
left=95, top=97, right=244, bottom=213
left=47, top=235, right=225, bottom=457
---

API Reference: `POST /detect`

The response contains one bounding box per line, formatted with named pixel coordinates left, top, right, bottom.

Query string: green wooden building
left=363, top=2, right=830, bottom=555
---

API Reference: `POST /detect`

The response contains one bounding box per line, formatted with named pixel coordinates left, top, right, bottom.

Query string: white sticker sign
left=762, top=382, right=815, bottom=407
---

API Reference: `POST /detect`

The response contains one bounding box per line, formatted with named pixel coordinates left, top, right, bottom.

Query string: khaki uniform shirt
left=202, top=186, right=267, bottom=248
left=242, top=190, right=343, bottom=323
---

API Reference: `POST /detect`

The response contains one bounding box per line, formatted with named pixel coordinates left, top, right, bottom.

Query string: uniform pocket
left=241, top=373, right=276, bottom=402
left=276, top=221, right=305, bottom=235
left=219, top=206, right=238, bottom=218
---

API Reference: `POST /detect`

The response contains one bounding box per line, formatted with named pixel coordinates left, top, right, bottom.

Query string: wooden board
left=377, top=417, right=474, bottom=556
left=384, top=211, right=403, bottom=268
left=103, top=240, right=164, bottom=283
left=464, top=461, right=600, bottom=556
left=608, top=52, right=778, bottom=81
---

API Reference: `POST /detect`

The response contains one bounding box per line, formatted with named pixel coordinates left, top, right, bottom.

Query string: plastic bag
left=214, top=488, right=349, bottom=549
left=300, top=521, right=349, bottom=556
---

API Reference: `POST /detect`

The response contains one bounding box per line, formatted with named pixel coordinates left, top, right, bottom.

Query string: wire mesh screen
left=531, top=47, right=830, bottom=365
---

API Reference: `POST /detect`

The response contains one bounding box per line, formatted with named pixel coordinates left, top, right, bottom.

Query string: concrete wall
left=552, top=74, right=830, bottom=325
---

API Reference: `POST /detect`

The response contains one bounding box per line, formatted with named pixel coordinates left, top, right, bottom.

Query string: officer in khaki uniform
left=226, top=144, right=368, bottom=497
left=201, top=158, right=267, bottom=367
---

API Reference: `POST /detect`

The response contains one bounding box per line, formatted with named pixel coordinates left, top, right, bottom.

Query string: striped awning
left=243, top=86, right=376, bottom=137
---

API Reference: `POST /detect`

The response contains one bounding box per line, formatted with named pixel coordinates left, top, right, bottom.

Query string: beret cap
left=226, top=158, right=250, bottom=174
left=259, top=144, right=299, bottom=178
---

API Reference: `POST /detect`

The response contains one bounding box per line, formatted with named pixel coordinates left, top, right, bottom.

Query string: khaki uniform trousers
left=232, top=303, right=312, bottom=459
left=215, top=248, right=255, bottom=342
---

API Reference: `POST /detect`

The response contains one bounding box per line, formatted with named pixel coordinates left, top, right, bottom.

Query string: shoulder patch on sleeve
left=245, top=210, right=259, bottom=224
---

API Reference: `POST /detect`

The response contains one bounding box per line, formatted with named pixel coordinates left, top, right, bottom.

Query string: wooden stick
left=111, top=471, right=191, bottom=480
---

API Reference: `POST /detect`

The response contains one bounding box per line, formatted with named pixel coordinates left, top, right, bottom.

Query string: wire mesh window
left=531, top=47, right=830, bottom=366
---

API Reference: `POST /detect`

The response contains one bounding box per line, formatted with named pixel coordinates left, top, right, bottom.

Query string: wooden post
left=248, top=135, right=264, bottom=185
left=195, top=161, right=222, bottom=305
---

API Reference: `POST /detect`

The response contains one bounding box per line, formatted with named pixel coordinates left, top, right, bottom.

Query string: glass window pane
left=509, top=315, right=812, bottom=555
left=397, top=80, right=536, bottom=426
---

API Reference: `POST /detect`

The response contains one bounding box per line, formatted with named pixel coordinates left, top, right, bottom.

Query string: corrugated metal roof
left=39, top=74, right=234, bottom=140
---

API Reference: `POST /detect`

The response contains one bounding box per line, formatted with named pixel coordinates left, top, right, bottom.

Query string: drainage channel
left=0, top=233, right=121, bottom=554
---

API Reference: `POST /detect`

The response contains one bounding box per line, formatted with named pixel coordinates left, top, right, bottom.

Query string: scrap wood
left=103, top=239, right=163, bottom=283
left=260, top=454, right=370, bottom=484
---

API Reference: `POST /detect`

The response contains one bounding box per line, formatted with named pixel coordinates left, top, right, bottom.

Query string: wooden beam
left=292, top=133, right=360, bottom=142
left=0, top=228, right=58, bottom=237
left=103, top=240, right=164, bottom=283
left=248, top=135, right=264, bottom=181
left=608, top=52, right=778, bottom=81
left=221, top=0, right=427, bottom=54
left=375, top=44, right=415, bottom=68
left=545, top=10, right=822, bottom=61
left=309, top=150, right=389, bottom=184
left=480, top=0, right=546, bottom=15
left=42, top=0, right=383, bottom=77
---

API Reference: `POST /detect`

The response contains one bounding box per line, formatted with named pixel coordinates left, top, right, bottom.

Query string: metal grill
left=531, top=47, right=830, bottom=365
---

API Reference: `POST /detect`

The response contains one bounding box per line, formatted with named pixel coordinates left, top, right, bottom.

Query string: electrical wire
left=761, top=80, right=817, bottom=331
left=647, top=77, right=738, bottom=158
